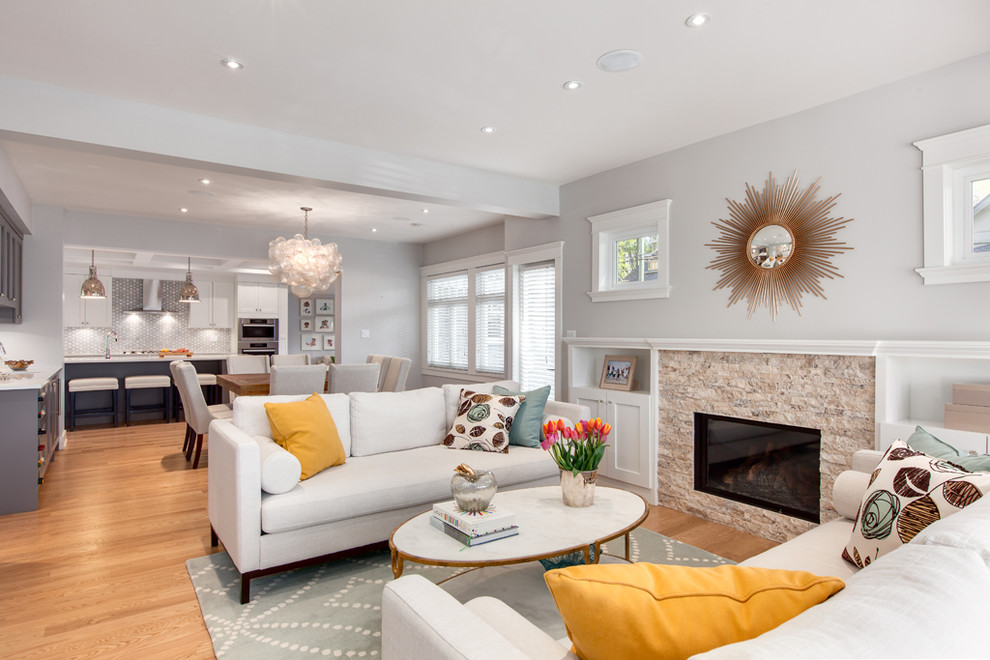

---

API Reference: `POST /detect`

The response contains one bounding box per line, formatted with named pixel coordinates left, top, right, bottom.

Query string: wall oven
left=238, top=340, right=278, bottom=356
left=239, top=318, right=277, bottom=341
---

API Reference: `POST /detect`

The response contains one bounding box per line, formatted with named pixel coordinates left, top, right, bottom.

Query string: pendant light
left=80, top=249, right=106, bottom=299
left=268, top=207, right=343, bottom=298
left=179, top=257, right=201, bottom=303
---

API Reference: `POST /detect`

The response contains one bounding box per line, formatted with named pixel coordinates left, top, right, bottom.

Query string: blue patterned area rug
left=186, top=529, right=731, bottom=658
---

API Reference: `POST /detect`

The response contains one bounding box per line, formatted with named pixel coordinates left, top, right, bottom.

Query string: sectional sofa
left=207, top=380, right=590, bottom=603
left=382, top=448, right=990, bottom=658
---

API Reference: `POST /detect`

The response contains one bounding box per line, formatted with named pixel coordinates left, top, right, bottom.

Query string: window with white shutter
left=516, top=261, right=556, bottom=397
left=475, top=267, right=505, bottom=374
left=421, top=252, right=506, bottom=377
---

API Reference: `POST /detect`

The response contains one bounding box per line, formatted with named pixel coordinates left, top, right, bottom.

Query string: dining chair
left=271, top=354, right=311, bottom=366
left=226, top=354, right=271, bottom=374
left=329, top=363, right=380, bottom=394
left=269, top=364, right=329, bottom=395
left=366, top=354, right=412, bottom=392
left=173, top=361, right=233, bottom=468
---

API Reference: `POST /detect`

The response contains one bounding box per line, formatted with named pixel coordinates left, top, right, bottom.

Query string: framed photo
left=316, top=315, right=334, bottom=332
left=300, top=318, right=314, bottom=332
left=322, top=335, right=335, bottom=350
left=315, top=298, right=334, bottom=315
left=300, top=333, right=320, bottom=350
left=600, top=355, right=637, bottom=391
left=300, top=299, right=314, bottom=316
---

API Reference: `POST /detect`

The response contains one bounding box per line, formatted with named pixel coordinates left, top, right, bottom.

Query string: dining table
left=216, top=372, right=331, bottom=397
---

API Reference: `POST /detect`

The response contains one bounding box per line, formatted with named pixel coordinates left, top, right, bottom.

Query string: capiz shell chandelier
left=269, top=206, right=342, bottom=298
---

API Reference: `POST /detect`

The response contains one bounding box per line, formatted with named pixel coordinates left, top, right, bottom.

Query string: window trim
left=420, top=251, right=506, bottom=379
left=914, top=123, right=990, bottom=285
left=587, top=199, right=671, bottom=302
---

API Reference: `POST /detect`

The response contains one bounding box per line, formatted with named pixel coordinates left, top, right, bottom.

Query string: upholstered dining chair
left=328, top=363, right=380, bottom=394
left=366, top=354, right=412, bottom=392
left=271, top=353, right=311, bottom=366
left=172, top=361, right=232, bottom=468
left=269, top=364, right=329, bottom=395
left=226, top=354, right=271, bottom=374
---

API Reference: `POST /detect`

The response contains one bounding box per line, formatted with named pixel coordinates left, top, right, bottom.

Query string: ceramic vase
left=450, top=469, right=497, bottom=512
left=560, top=469, right=597, bottom=507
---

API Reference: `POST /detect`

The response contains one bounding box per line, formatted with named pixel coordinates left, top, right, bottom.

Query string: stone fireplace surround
left=656, top=348, right=876, bottom=543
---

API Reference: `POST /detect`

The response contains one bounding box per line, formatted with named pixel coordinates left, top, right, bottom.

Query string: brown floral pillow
left=842, top=439, right=990, bottom=568
left=442, top=389, right=525, bottom=453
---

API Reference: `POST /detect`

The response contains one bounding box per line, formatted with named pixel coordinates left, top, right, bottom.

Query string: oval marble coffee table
left=389, top=485, right=649, bottom=579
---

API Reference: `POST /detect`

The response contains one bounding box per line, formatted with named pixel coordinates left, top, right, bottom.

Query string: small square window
left=588, top=200, right=671, bottom=302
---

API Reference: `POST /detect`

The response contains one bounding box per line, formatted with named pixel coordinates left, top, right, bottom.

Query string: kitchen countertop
left=0, top=364, right=62, bottom=390
left=64, top=353, right=230, bottom=364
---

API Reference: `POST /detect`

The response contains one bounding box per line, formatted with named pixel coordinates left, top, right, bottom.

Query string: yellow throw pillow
left=264, top=393, right=345, bottom=480
left=544, top=563, right=844, bottom=660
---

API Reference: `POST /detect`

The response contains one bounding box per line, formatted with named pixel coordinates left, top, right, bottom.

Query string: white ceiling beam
left=0, top=76, right=558, bottom=219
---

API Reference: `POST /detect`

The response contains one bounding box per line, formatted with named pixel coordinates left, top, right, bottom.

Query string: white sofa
left=208, top=380, right=590, bottom=603
left=382, top=449, right=990, bottom=659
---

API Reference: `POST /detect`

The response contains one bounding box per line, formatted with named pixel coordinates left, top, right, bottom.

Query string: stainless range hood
left=126, top=279, right=168, bottom=313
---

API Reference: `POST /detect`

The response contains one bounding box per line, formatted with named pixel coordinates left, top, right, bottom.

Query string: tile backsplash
left=64, top=278, right=233, bottom=356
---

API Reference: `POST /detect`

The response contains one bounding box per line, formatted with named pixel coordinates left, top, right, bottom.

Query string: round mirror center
left=749, top=224, right=793, bottom=269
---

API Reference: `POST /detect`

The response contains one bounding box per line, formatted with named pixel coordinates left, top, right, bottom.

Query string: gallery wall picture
left=301, top=333, right=320, bottom=350
left=301, top=319, right=314, bottom=332
left=316, top=316, right=334, bottom=332
left=322, top=335, right=335, bottom=350
left=300, top=299, right=314, bottom=316
left=316, top=298, right=334, bottom=314
left=600, top=355, right=638, bottom=391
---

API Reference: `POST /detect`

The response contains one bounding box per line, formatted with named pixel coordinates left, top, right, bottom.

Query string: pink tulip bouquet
left=540, top=418, right=611, bottom=476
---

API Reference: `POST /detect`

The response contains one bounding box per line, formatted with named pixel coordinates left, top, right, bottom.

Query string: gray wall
left=422, top=222, right=505, bottom=266
left=501, top=52, right=990, bottom=342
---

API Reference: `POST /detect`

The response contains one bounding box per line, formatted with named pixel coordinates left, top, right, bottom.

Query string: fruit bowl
left=5, top=359, right=33, bottom=371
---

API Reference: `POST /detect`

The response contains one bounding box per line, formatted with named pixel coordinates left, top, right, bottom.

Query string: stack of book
left=430, top=500, right=519, bottom=547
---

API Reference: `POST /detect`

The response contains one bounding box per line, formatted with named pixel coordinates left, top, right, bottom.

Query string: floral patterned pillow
left=442, top=389, right=525, bottom=453
left=842, top=440, right=990, bottom=568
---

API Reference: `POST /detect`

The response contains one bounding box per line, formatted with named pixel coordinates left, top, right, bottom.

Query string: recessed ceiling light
left=221, top=58, right=244, bottom=70
left=685, top=13, right=710, bottom=28
left=563, top=80, right=583, bottom=91
left=596, top=49, right=643, bottom=73
left=421, top=208, right=430, bottom=214
left=371, top=227, right=377, bottom=233
left=199, top=178, right=211, bottom=185
left=480, top=125, right=497, bottom=134
left=180, top=208, right=189, bottom=213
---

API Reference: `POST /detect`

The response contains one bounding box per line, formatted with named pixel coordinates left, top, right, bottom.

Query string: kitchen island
left=0, top=365, right=62, bottom=514
left=64, top=354, right=230, bottom=427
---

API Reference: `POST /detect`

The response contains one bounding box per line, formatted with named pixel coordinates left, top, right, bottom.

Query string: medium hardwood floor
left=0, top=421, right=777, bottom=658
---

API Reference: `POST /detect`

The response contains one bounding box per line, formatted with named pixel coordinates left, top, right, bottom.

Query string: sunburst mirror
left=706, top=172, right=853, bottom=320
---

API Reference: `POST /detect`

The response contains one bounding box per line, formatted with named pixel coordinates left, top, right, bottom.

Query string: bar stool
left=67, top=377, right=119, bottom=431
left=124, top=375, right=172, bottom=425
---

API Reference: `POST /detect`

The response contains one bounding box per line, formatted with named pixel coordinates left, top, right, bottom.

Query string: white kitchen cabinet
left=188, top=281, right=234, bottom=328
left=63, top=273, right=113, bottom=327
left=571, top=386, right=653, bottom=488
left=236, top=282, right=280, bottom=317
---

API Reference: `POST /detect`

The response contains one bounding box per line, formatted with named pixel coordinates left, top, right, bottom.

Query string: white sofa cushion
left=832, top=469, right=870, bottom=520
left=739, top=517, right=860, bottom=580
left=233, top=393, right=352, bottom=455
left=442, top=380, right=520, bottom=430
left=696, top=543, right=990, bottom=659
left=349, top=387, right=447, bottom=456
left=260, top=445, right=557, bottom=533
left=255, top=435, right=302, bottom=494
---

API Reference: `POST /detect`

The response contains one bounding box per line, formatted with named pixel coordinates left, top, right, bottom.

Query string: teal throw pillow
left=493, top=384, right=550, bottom=447
left=907, top=425, right=990, bottom=472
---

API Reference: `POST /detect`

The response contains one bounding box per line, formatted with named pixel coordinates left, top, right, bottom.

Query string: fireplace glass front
left=694, top=413, right=821, bottom=523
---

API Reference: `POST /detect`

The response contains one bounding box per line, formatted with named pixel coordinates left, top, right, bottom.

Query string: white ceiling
left=1, top=0, right=989, bottom=247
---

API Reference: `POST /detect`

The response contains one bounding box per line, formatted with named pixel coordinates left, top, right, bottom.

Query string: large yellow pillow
left=544, top=562, right=844, bottom=660
left=264, top=394, right=345, bottom=479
